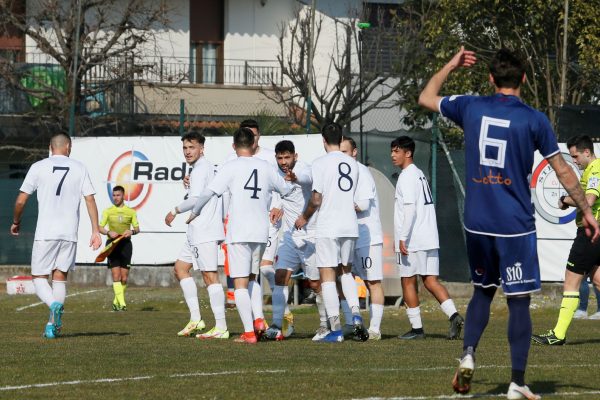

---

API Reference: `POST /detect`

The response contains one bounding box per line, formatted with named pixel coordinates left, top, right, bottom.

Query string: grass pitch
left=1, top=287, right=600, bottom=399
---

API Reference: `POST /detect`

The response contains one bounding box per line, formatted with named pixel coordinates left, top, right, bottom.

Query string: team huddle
left=11, top=47, right=600, bottom=399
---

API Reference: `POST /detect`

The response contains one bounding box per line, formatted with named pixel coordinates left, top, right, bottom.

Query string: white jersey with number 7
left=20, top=155, right=95, bottom=242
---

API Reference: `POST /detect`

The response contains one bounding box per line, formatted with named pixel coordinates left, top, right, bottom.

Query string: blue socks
left=507, top=295, right=531, bottom=386
left=463, top=286, right=496, bottom=351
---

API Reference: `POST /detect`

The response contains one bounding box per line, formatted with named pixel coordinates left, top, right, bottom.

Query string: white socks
left=260, top=265, right=276, bottom=291
left=248, top=280, right=264, bottom=319
left=340, top=299, right=354, bottom=326
left=322, top=281, right=341, bottom=331
left=272, top=285, right=288, bottom=328
left=340, top=273, right=360, bottom=314
left=369, top=303, right=384, bottom=332
left=316, top=291, right=328, bottom=327
left=407, top=306, right=423, bottom=329
left=52, top=280, right=67, bottom=304
left=207, top=283, right=227, bottom=331
left=33, top=278, right=55, bottom=307
left=179, top=277, right=201, bottom=322
left=440, top=299, right=458, bottom=319
left=234, top=288, right=253, bottom=332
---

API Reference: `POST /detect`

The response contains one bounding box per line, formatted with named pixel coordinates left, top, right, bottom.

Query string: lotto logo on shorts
left=107, top=150, right=153, bottom=210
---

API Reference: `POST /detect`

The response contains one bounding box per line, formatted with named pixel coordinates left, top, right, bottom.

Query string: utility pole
left=305, top=0, right=317, bottom=134
left=559, top=0, right=569, bottom=106
left=68, top=0, right=83, bottom=136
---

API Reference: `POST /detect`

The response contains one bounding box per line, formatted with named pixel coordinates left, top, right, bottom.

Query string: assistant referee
left=99, top=185, right=139, bottom=311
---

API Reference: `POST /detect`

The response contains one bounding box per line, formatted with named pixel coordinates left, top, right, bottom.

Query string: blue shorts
left=465, top=231, right=541, bottom=295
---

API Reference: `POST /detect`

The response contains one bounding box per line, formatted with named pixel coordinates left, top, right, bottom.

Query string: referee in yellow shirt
left=99, top=185, right=139, bottom=311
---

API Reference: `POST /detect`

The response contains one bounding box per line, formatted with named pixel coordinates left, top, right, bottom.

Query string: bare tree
left=0, top=0, right=171, bottom=131
left=262, top=6, right=428, bottom=131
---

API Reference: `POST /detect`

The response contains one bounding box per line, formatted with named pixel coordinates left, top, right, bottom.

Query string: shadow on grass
left=564, top=338, right=600, bottom=345
left=61, top=332, right=130, bottom=338
left=140, top=307, right=158, bottom=312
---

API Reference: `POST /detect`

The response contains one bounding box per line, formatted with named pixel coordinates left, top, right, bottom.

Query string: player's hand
left=108, top=230, right=119, bottom=239
left=183, top=175, right=190, bottom=189
left=399, top=240, right=409, bottom=256
left=270, top=207, right=283, bottom=224
left=558, top=196, right=569, bottom=210
left=90, top=232, right=102, bottom=250
left=10, top=223, right=20, bottom=236
left=123, top=229, right=133, bottom=238
left=165, top=211, right=176, bottom=227
left=186, top=212, right=198, bottom=224
left=295, top=215, right=307, bottom=230
left=285, top=170, right=297, bottom=182
left=446, top=46, right=476, bottom=71
left=582, top=212, right=600, bottom=243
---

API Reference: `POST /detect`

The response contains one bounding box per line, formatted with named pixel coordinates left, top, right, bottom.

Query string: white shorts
left=228, top=242, right=266, bottom=278
left=261, top=224, right=280, bottom=263
left=178, top=241, right=219, bottom=272
left=315, top=237, right=356, bottom=268
left=31, top=240, right=77, bottom=276
left=352, top=244, right=383, bottom=281
left=275, top=234, right=319, bottom=280
left=397, top=249, right=439, bottom=278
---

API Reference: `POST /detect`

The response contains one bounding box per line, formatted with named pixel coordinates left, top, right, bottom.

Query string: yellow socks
left=112, top=282, right=126, bottom=307
left=553, top=291, right=579, bottom=339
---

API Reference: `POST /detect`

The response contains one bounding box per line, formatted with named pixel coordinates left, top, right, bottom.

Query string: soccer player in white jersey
left=340, top=137, right=385, bottom=340
left=188, top=127, right=293, bottom=343
left=164, top=132, right=227, bottom=339
left=391, top=136, right=464, bottom=341
left=10, top=133, right=102, bottom=339
left=263, top=140, right=321, bottom=341
left=295, top=122, right=368, bottom=343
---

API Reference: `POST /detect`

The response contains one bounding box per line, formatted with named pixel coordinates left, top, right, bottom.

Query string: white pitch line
left=16, top=289, right=105, bottom=311
left=353, top=390, right=600, bottom=400
left=0, top=369, right=283, bottom=392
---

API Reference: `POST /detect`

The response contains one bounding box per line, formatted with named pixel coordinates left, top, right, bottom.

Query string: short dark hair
left=489, top=48, right=526, bottom=89
left=322, top=122, right=343, bottom=145
left=113, top=185, right=125, bottom=194
left=240, top=119, right=260, bottom=132
left=233, top=127, right=255, bottom=149
left=390, top=136, right=415, bottom=155
left=341, top=136, right=357, bottom=150
left=49, top=132, right=71, bottom=148
left=275, top=140, right=295, bottom=154
left=181, top=131, right=205, bottom=145
left=567, top=135, right=594, bottom=154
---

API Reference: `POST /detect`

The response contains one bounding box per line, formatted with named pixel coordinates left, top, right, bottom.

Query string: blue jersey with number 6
left=440, top=93, right=559, bottom=236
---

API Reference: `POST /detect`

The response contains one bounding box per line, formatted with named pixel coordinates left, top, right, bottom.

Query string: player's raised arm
left=418, top=46, right=477, bottom=112
left=548, top=153, right=600, bottom=242
left=84, top=194, right=102, bottom=250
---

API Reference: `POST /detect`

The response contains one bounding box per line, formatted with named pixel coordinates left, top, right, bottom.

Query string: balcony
left=0, top=48, right=285, bottom=117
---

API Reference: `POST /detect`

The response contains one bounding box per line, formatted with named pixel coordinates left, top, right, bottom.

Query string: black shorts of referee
left=566, top=227, right=600, bottom=275
left=107, top=237, right=133, bottom=269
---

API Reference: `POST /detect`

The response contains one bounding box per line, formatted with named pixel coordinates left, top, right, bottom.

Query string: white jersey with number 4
left=394, top=163, right=439, bottom=251
left=187, top=157, right=224, bottom=244
left=355, top=162, right=383, bottom=248
left=20, top=155, right=95, bottom=242
left=209, top=156, right=291, bottom=244
left=312, top=150, right=359, bottom=238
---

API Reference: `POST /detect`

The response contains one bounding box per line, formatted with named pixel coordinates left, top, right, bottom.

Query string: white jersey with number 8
left=20, top=155, right=95, bottom=242
left=311, top=150, right=359, bottom=238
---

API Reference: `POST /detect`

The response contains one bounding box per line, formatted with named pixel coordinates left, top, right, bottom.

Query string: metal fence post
left=431, top=113, right=439, bottom=205
left=244, top=61, right=248, bottom=86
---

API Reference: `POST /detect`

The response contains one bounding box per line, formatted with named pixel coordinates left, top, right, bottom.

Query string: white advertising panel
left=532, top=143, right=595, bottom=281
left=71, top=135, right=325, bottom=264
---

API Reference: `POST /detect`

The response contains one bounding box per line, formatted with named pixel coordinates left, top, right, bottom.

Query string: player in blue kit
left=419, top=47, right=599, bottom=399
